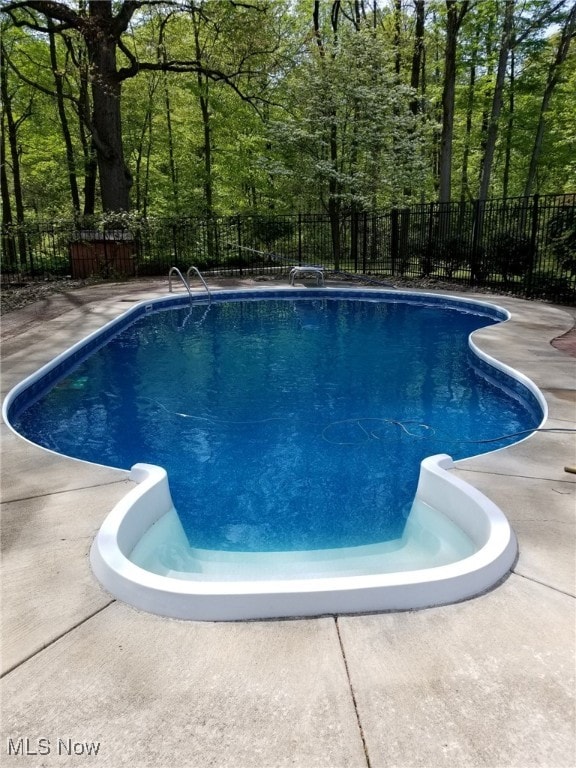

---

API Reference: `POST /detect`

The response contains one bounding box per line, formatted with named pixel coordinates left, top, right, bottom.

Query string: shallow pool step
left=130, top=501, right=476, bottom=582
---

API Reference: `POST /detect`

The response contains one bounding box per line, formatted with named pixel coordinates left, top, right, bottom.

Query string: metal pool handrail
left=168, top=266, right=193, bottom=303
left=186, top=266, right=212, bottom=303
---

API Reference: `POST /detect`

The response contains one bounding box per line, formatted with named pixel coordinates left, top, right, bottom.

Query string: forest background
left=1, top=0, right=575, bottom=307
left=2, top=0, right=575, bottom=225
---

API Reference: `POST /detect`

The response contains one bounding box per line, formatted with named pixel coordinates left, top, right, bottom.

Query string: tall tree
left=478, top=0, right=569, bottom=199
left=47, top=16, right=80, bottom=213
left=3, top=16, right=99, bottom=215
left=459, top=23, right=480, bottom=201
left=3, top=0, right=275, bottom=213
left=191, top=6, right=215, bottom=221
left=1, top=40, right=18, bottom=265
left=312, top=0, right=342, bottom=268
left=409, top=0, right=425, bottom=116
left=2, top=0, right=575, bottom=220
left=477, top=0, right=514, bottom=200
left=501, top=48, right=515, bottom=199
left=4, top=1, right=138, bottom=211
left=157, top=16, right=179, bottom=216
left=0, top=36, right=30, bottom=263
left=523, top=2, right=576, bottom=195
left=132, top=72, right=159, bottom=214
left=438, top=0, right=470, bottom=203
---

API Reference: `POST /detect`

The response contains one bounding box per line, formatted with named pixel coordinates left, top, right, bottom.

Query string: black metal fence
left=2, top=193, right=575, bottom=304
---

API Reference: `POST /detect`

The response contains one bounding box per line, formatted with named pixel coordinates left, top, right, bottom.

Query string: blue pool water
left=10, top=293, right=542, bottom=552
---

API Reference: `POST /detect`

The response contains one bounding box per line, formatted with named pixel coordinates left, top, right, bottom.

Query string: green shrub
left=412, top=236, right=470, bottom=279
left=547, top=206, right=576, bottom=271
left=527, top=271, right=575, bottom=304
left=489, top=232, right=533, bottom=283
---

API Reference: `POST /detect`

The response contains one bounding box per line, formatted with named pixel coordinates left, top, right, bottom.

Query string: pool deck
left=1, top=278, right=575, bottom=768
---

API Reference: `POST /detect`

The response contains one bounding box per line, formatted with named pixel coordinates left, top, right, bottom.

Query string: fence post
left=29, top=224, right=35, bottom=275
left=471, top=198, right=482, bottom=255
left=171, top=223, right=178, bottom=267
left=427, top=201, right=435, bottom=241
left=236, top=215, right=243, bottom=276
left=370, top=213, right=378, bottom=268
left=525, top=193, right=540, bottom=295
left=298, top=212, right=302, bottom=265
left=390, top=208, right=399, bottom=275
left=423, top=202, right=435, bottom=278
left=0, top=225, right=17, bottom=269
left=362, top=211, right=368, bottom=274
left=351, top=208, right=358, bottom=272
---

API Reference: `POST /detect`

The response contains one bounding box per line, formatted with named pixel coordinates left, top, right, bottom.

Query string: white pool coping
left=89, top=456, right=518, bottom=620
left=4, top=288, right=544, bottom=620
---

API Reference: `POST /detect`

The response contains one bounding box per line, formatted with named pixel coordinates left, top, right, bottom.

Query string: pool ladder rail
left=168, top=266, right=212, bottom=304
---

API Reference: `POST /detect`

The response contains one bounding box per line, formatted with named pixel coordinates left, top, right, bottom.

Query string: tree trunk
left=85, top=3, right=132, bottom=212
left=438, top=0, right=469, bottom=204
left=460, top=33, right=478, bottom=202
left=48, top=18, right=80, bottom=214
left=82, top=141, right=97, bottom=217
left=78, top=62, right=97, bottom=216
left=134, top=76, right=157, bottom=214
left=163, top=75, right=179, bottom=215
left=156, top=18, right=179, bottom=217
left=313, top=0, right=342, bottom=270
left=61, top=26, right=97, bottom=217
left=477, top=8, right=497, bottom=189
left=431, top=7, right=443, bottom=194
left=197, top=85, right=213, bottom=217
left=409, top=0, right=425, bottom=115
left=76, top=49, right=96, bottom=215
left=142, top=108, right=153, bottom=216
left=192, top=12, right=215, bottom=258
left=1, top=107, right=17, bottom=267
left=0, top=41, right=27, bottom=266
left=478, top=0, right=514, bottom=201
left=401, top=0, right=425, bottom=199
left=393, top=0, right=402, bottom=78
left=502, top=49, right=514, bottom=199
left=523, top=4, right=576, bottom=197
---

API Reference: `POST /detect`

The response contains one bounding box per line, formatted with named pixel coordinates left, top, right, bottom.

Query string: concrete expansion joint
left=0, top=600, right=116, bottom=680
left=334, top=617, right=372, bottom=768
left=550, top=488, right=575, bottom=496
left=1, top=478, right=132, bottom=505
left=512, top=571, right=576, bottom=600
left=453, top=467, right=576, bottom=483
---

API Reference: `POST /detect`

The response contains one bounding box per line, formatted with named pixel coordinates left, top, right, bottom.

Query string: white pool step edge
left=90, top=456, right=518, bottom=621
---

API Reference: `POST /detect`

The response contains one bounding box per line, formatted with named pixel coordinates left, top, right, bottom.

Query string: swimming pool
left=3, top=288, right=545, bottom=619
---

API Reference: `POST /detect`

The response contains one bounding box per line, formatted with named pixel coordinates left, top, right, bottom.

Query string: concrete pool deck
left=1, top=278, right=575, bottom=767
